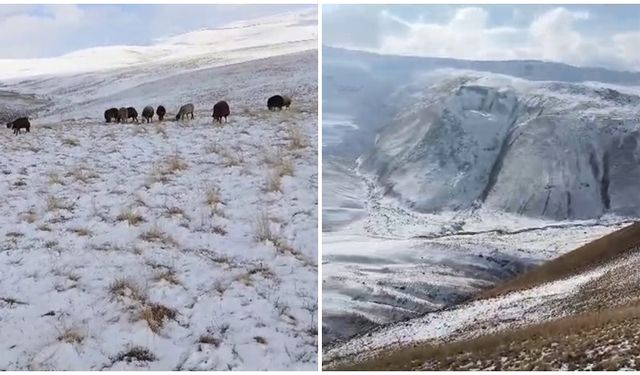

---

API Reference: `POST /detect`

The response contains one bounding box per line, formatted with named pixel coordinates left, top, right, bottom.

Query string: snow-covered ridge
left=0, top=9, right=316, bottom=80
left=324, top=250, right=640, bottom=368
left=324, top=46, right=640, bottom=86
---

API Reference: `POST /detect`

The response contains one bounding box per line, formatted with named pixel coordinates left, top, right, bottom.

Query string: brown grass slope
left=331, top=222, right=640, bottom=371
left=338, top=301, right=640, bottom=371
left=480, top=221, right=640, bottom=299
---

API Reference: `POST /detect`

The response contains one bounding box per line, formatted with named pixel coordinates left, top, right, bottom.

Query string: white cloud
left=323, top=5, right=408, bottom=50
left=0, top=5, right=309, bottom=59
left=613, top=32, right=640, bottom=68
left=378, top=7, right=523, bottom=62
left=0, top=5, right=118, bottom=58
left=327, top=6, right=640, bottom=71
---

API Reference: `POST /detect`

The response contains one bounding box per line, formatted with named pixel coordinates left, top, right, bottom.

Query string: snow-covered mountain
left=322, top=46, right=640, bottom=352
left=0, top=10, right=317, bottom=371
left=364, top=75, right=640, bottom=220
left=0, top=9, right=316, bottom=81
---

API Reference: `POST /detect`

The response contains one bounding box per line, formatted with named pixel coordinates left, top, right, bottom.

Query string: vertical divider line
left=316, top=2, right=323, bottom=371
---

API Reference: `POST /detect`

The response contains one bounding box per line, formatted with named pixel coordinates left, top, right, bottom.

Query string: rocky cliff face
left=362, top=77, right=640, bottom=220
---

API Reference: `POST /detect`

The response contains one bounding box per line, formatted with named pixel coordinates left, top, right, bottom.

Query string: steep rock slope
left=363, top=76, right=640, bottom=220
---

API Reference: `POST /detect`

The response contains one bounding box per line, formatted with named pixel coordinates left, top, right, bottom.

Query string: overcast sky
left=323, top=5, right=640, bottom=71
left=0, top=4, right=313, bottom=59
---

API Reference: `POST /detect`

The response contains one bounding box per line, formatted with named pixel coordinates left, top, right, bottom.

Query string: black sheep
left=156, top=105, right=166, bottom=121
left=267, top=95, right=285, bottom=111
left=127, top=107, right=138, bottom=123
left=104, top=107, right=119, bottom=123
left=6, top=117, right=30, bottom=135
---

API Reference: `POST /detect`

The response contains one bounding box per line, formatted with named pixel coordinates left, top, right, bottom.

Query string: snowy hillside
left=0, top=11, right=317, bottom=371
left=325, top=223, right=640, bottom=370
left=322, top=46, right=640, bottom=352
left=0, top=9, right=316, bottom=80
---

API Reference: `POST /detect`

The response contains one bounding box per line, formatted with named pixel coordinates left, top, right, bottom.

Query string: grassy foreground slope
left=331, top=222, right=640, bottom=371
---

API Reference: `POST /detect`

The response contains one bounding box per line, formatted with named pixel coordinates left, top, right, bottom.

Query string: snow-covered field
left=0, top=10, right=317, bottom=371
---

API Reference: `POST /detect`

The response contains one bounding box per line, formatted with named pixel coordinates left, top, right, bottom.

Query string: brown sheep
left=212, top=101, right=230, bottom=123
left=117, top=107, right=128, bottom=123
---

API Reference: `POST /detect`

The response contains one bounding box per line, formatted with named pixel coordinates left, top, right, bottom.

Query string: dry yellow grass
left=481, top=222, right=640, bottom=299
left=165, top=154, right=188, bottom=173
left=205, top=186, right=224, bottom=206
left=153, top=270, right=180, bottom=285
left=69, top=227, right=92, bottom=236
left=139, top=303, right=177, bottom=334
left=253, top=212, right=273, bottom=243
left=62, top=138, right=80, bottom=147
left=46, top=196, right=75, bottom=212
left=265, top=171, right=282, bottom=192
left=287, top=126, right=307, bottom=149
left=57, top=328, right=85, bottom=345
left=116, top=209, right=145, bottom=226
left=139, top=226, right=178, bottom=247
left=112, top=346, right=156, bottom=363
left=109, top=278, right=146, bottom=302
left=335, top=303, right=640, bottom=371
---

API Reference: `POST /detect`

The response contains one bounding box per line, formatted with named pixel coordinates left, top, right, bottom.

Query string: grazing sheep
left=282, top=95, right=292, bottom=109
left=104, top=107, right=119, bottom=123
left=175, top=103, right=194, bottom=121
left=142, top=106, right=154, bottom=123
left=212, top=101, right=230, bottom=123
left=6, top=117, right=30, bottom=135
left=127, top=107, right=139, bottom=123
left=156, top=105, right=166, bottom=121
left=117, top=107, right=128, bottom=123
left=267, top=95, right=285, bottom=111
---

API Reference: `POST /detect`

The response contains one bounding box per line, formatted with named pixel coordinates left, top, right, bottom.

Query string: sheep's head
left=6, top=123, right=11, bottom=128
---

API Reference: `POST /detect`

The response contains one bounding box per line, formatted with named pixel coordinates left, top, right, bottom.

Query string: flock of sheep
left=5, top=94, right=293, bottom=136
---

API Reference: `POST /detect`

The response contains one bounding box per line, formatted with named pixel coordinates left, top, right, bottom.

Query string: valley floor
left=0, top=108, right=317, bottom=370
left=322, top=157, right=629, bottom=350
